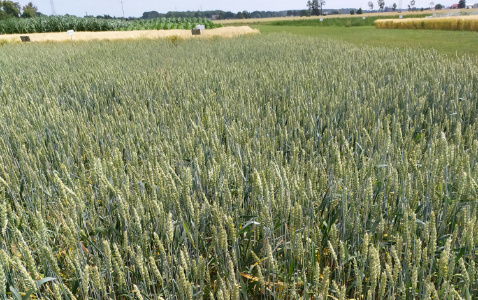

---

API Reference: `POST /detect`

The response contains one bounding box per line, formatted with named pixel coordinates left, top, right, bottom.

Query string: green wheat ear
left=0, top=31, right=476, bottom=299
left=0, top=259, right=5, bottom=296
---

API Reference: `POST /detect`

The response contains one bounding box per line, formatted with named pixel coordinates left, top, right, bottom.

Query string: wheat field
left=375, top=15, right=478, bottom=31
left=0, top=33, right=477, bottom=299
left=0, top=26, right=258, bottom=44
left=213, top=9, right=473, bottom=25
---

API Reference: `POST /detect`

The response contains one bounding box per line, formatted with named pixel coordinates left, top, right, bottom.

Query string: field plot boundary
left=375, top=15, right=478, bottom=31
left=213, top=9, right=474, bottom=25
left=0, top=26, right=258, bottom=43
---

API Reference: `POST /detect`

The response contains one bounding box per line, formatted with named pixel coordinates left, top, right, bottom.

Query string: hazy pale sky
left=18, top=0, right=463, bottom=17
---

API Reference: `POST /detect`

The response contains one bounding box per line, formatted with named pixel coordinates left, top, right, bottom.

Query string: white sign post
left=67, top=30, right=74, bottom=42
left=320, top=18, right=324, bottom=21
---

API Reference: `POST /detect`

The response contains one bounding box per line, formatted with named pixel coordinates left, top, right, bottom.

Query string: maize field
left=0, top=34, right=477, bottom=299
left=375, top=15, right=478, bottom=31
left=0, top=16, right=220, bottom=35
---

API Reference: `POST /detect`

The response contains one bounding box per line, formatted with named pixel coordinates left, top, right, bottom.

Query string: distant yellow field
left=0, top=26, right=259, bottom=43
left=375, top=15, right=478, bottom=31
left=213, top=9, right=471, bottom=25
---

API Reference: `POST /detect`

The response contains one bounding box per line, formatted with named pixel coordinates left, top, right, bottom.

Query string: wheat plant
left=0, top=34, right=476, bottom=299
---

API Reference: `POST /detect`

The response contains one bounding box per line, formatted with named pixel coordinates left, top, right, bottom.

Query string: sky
left=18, top=0, right=465, bottom=18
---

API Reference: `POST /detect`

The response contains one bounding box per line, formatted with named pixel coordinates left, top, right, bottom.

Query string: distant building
left=473, top=3, right=478, bottom=8
left=466, top=4, right=474, bottom=8
left=450, top=3, right=460, bottom=8
left=211, top=15, right=218, bottom=20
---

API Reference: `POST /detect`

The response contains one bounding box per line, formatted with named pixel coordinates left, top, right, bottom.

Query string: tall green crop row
left=0, top=35, right=477, bottom=299
left=0, top=16, right=219, bottom=34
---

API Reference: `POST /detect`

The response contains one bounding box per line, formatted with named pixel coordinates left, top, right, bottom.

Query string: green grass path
left=254, top=25, right=478, bottom=60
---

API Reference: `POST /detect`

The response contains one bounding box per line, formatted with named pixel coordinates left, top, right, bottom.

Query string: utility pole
left=120, top=0, right=125, bottom=18
left=50, top=0, right=56, bottom=15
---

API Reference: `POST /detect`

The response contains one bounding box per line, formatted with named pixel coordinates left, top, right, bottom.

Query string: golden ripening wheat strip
left=375, top=15, right=478, bottom=31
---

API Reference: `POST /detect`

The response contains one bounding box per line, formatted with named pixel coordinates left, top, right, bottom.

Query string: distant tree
left=224, top=11, right=235, bottom=19
left=97, top=14, right=113, bottom=19
left=21, top=2, right=37, bottom=18
left=235, top=11, right=251, bottom=19
left=392, top=3, right=397, bottom=10
left=251, top=11, right=261, bottom=18
left=458, top=0, right=466, bottom=8
left=307, top=0, right=320, bottom=15
left=2, top=1, right=21, bottom=17
left=319, top=0, right=325, bottom=15
left=435, top=3, right=444, bottom=9
left=368, top=1, right=374, bottom=10
left=307, top=0, right=325, bottom=15
left=287, top=10, right=302, bottom=16
left=377, top=0, right=385, bottom=11
left=356, top=7, right=363, bottom=14
left=429, top=2, right=434, bottom=9
left=350, top=9, right=355, bottom=14
left=300, top=9, right=310, bottom=16
left=142, top=11, right=160, bottom=19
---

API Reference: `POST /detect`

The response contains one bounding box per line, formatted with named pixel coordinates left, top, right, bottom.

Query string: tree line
left=0, top=0, right=469, bottom=23
left=141, top=9, right=353, bottom=20
left=0, top=1, right=40, bottom=19
left=363, top=0, right=464, bottom=12
left=141, top=10, right=301, bottom=20
left=306, top=0, right=466, bottom=16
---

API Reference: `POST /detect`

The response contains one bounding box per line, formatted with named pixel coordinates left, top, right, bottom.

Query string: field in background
left=266, top=13, right=432, bottom=27
left=254, top=24, right=478, bottom=59
left=247, top=7, right=478, bottom=60
left=0, top=26, right=258, bottom=43
left=0, top=16, right=221, bottom=35
left=214, top=9, right=469, bottom=25
left=0, top=33, right=477, bottom=299
left=375, top=15, right=478, bottom=31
